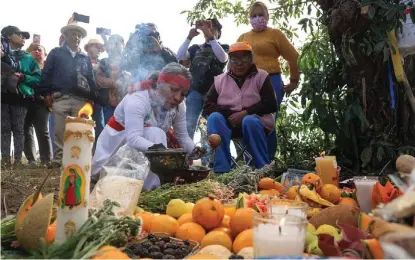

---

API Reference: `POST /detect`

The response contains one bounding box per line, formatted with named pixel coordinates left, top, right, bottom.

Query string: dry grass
left=1, top=167, right=61, bottom=218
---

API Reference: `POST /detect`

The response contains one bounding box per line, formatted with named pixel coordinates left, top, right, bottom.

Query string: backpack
left=190, top=45, right=224, bottom=94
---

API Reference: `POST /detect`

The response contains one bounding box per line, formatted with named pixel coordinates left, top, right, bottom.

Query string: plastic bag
left=89, top=144, right=150, bottom=216
left=398, top=0, right=415, bottom=58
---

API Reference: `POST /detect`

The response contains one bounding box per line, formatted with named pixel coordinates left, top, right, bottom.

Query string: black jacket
left=38, top=46, right=97, bottom=101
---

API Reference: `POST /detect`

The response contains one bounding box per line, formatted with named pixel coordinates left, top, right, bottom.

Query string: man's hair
left=207, top=18, right=222, bottom=39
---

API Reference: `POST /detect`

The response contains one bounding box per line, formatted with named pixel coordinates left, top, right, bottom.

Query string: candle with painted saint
left=55, top=103, right=95, bottom=244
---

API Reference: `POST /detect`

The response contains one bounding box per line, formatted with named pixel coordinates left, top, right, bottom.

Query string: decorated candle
left=55, top=103, right=95, bottom=244
left=253, top=214, right=307, bottom=257
left=353, top=176, right=378, bottom=213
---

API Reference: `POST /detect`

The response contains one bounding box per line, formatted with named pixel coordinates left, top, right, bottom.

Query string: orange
left=259, top=178, right=275, bottom=190
left=193, top=195, right=225, bottom=230
left=338, top=197, right=359, bottom=207
left=287, top=185, right=299, bottom=200
left=188, top=254, right=220, bottom=259
left=175, top=222, right=206, bottom=244
left=230, top=208, right=256, bottom=238
left=223, top=205, right=236, bottom=218
left=211, top=227, right=232, bottom=239
left=232, top=229, right=253, bottom=254
left=178, top=213, right=193, bottom=226
left=92, top=246, right=130, bottom=259
left=320, top=184, right=341, bottom=204
left=273, top=181, right=285, bottom=193
left=219, top=215, right=231, bottom=228
left=134, top=212, right=153, bottom=233
left=302, top=173, right=323, bottom=193
left=201, top=230, right=233, bottom=251
left=150, top=214, right=179, bottom=236
left=45, top=220, right=56, bottom=244
left=259, top=189, right=280, bottom=196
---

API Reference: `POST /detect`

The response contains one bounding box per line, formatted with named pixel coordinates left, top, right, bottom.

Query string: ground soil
left=1, top=167, right=61, bottom=218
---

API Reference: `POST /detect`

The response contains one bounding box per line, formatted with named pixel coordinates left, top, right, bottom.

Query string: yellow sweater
left=237, top=28, right=300, bottom=80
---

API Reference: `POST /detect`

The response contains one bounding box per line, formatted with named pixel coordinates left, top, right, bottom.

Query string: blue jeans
left=103, top=105, right=116, bottom=124
left=92, top=104, right=104, bottom=140
left=185, top=90, right=205, bottom=139
left=270, top=74, right=284, bottom=106
left=207, top=112, right=270, bottom=173
left=49, top=113, right=56, bottom=153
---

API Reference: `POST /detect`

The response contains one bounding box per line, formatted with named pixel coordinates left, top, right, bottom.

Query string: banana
left=299, top=185, right=334, bottom=207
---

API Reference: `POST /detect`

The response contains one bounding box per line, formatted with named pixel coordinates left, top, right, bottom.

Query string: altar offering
left=354, top=176, right=378, bottom=213
left=315, top=155, right=339, bottom=186
left=267, top=199, right=308, bottom=219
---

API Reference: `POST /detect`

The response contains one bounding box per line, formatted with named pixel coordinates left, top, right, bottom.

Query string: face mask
left=250, top=16, right=268, bottom=31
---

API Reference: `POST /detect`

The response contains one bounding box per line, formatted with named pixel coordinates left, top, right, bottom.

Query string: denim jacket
left=38, top=45, right=97, bottom=101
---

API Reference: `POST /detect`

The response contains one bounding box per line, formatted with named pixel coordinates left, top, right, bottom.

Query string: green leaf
left=368, top=6, right=376, bottom=19
left=361, top=147, right=373, bottom=167
left=308, top=4, right=312, bottom=15
left=377, top=146, right=385, bottom=162
left=374, top=41, right=385, bottom=53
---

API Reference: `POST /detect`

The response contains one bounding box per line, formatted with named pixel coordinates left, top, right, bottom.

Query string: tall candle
left=315, top=156, right=339, bottom=186
left=55, top=103, right=95, bottom=244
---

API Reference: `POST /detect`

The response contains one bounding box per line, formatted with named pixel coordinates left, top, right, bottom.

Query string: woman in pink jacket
left=203, top=42, right=278, bottom=173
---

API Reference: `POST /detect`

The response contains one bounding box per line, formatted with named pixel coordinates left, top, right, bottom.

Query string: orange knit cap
left=229, top=42, right=253, bottom=53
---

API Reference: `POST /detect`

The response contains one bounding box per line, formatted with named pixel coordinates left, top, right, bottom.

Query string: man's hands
left=44, top=94, right=54, bottom=108
left=229, top=110, right=248, bottom=127
left=187, top=28, right=200, bottom=40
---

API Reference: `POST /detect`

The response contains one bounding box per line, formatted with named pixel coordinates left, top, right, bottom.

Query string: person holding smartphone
left=177, top=19, right=229, bottom=141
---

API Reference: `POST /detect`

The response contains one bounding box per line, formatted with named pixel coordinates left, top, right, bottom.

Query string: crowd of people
left=1, top=1, right=300, bottom=189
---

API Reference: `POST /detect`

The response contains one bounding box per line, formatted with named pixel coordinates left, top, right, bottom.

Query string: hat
left=1, top=26, right=30, bottom=39
left=229, top=42, right=253, bottom=53
left=84, top=39, right=104, bottom=52
left=60, top=17, right=87, bottom=38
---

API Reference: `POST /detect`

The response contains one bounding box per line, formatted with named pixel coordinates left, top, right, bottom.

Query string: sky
left=0, top=0, right=254, bottom=56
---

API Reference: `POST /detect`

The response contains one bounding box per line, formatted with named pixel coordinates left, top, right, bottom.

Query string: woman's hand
left=283, top=80, right=299, bottom=95
left=26, top=43, right=40, bottom=53
left=228, top=110, right=248, bottom=127
left=199, top=23, right=214, bottom=39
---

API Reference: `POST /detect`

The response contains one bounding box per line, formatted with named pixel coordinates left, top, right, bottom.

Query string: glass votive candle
left=353, top=176, right=378, bottom=213
left=221, top=199, right=237, bottom=218
left=253, top=214, right=308, bottom=258
left=267, top=198, right=308, bottom=219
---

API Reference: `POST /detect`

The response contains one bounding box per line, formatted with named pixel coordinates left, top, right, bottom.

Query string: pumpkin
left=396, top=154, right=415, bottom=173
left=192, top=195, right=225, bottom=230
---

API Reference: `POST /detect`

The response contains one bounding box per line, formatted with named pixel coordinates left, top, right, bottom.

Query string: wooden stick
left=32, top=168, right=55, bottom=205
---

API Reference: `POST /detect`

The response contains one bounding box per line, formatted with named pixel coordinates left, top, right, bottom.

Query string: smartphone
left=96, top=27, right=111, bottom=35
left=73, top=12, right=90, bottom=23
left=33, top=34, right=41, bottom=44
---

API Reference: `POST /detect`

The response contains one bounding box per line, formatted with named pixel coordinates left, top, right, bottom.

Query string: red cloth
left=65, top=185, right=76, bottom=206
left=107, top=116, right=125, bottom=131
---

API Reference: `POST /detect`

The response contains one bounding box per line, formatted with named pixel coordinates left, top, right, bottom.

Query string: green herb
left=138, top=179, right=233, bottom=213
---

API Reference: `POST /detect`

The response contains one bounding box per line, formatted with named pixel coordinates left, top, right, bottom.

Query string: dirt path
left=1, top=167, right=61, bottom=218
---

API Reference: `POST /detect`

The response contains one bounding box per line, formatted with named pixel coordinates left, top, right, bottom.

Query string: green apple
left=307, top=223, right=316, bottom=233
left=307, top=240, right=324, bottom=256
left=305, top=231, right=318, bottom=246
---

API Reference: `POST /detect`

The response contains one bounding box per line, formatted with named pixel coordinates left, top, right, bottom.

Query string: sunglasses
left=229, top=56, right=251, bottom=64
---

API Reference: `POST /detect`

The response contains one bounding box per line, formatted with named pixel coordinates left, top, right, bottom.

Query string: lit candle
left=267, top=199, right=308, bottom=220
left=253, top=214, right=306, bottom=257
left=354, top=176, right=378, bottom=213
left=55, top=103, right=95, bottom=244
left=315, top=155, right=339, bottom=186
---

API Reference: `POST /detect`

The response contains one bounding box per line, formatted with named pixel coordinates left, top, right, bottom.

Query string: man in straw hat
left=38, top=17, right=97, bottom=168
left=203, top=42, right=278, bottom=173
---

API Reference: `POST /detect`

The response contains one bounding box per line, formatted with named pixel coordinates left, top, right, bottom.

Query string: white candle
left=55, top=104, right=95, bottom=244
left=268, top=199, right=308, bottom=220
left=354, top=176, right=378, bottom=213
left=254, top=222, right=305, bottom=257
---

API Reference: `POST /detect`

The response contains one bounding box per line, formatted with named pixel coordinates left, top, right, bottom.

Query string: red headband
left=157, top=73, right=190, bottom=89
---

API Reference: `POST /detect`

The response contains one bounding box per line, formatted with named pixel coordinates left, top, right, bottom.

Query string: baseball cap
left=1, top=26, right=30, bottom=39
left=229, top=42, right=253, bottom=53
